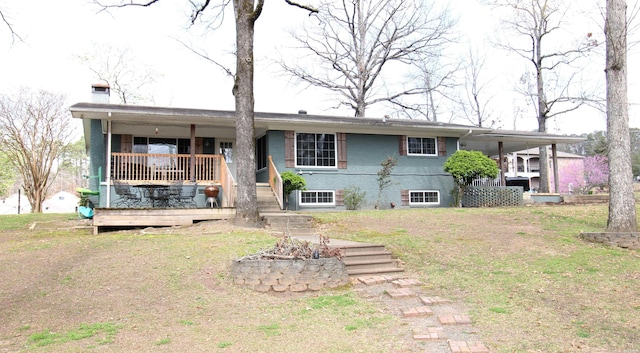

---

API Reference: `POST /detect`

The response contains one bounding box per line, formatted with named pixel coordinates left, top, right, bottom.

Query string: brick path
left=352, top=275, right=490, bottom=353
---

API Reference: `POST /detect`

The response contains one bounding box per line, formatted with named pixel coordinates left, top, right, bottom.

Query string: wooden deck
left=92, top=207, right=236, bottom=234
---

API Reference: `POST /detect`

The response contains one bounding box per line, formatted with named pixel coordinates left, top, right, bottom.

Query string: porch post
left=106, top=119, right=112, bottom=208
left=551, top=144, right=559, bottom=193
left=190, top=124, right=196, bottom=182
left=498, top=141, right=506, bottom=186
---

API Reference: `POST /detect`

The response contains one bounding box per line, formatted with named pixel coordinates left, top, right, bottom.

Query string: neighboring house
left=69, top=85, right=584, bottom=211
left=502, top=148, right=585, bottom=193
left=0, top=191, right=80, bottom=214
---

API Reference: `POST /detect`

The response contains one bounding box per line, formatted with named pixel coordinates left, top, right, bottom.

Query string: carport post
left=552, top=144, right=559, bottom=193
left=499, top=141, right=506, bottom=186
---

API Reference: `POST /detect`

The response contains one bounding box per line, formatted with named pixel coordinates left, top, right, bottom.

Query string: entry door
left=219, top=140, right=236, bottom=178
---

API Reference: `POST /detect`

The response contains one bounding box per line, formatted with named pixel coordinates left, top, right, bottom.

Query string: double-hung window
left=295, top=133, right=336, bottom=167
left=407, top=137, right=437, bottom=156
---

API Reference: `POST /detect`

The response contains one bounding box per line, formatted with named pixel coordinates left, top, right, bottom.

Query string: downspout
left=106, top=117, right=112, bottom=208
left=458, top=129, right=473, bottom=150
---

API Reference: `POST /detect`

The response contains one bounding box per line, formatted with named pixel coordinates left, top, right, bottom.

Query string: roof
left=70, top=102, right=585, bottom=155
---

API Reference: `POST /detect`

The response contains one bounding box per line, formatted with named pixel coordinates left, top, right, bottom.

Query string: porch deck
left=91, top=207, right=236, bottom=234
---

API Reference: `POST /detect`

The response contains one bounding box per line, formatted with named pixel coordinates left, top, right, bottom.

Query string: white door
left=219, top=140, right=236, bottom=179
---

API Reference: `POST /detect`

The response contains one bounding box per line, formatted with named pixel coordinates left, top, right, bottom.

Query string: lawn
left=0, top=204, right=638, bottom=352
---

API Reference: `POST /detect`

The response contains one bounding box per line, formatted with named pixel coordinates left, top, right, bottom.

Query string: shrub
left=343, top=186, right=366, bottom=210
left=281, top=171, right=306, bottom=195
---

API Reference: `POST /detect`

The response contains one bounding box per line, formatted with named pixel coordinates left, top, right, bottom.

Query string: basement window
left=409, top=190, right=440, bottom=205
left=300, top=190, right=335, bottom=206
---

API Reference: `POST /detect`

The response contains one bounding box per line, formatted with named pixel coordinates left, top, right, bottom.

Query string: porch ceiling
left=461, top=131, right=586, bottom=155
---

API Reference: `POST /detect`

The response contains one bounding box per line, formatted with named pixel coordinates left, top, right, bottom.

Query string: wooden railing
left=110, top=153, right=235, bottom=207
left=268, top=156, right=283, bottom=210
left=111, top=153, right=224, bottom=183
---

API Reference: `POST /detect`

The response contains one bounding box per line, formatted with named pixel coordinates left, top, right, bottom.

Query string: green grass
left=28, top=322, right=121, bottom=347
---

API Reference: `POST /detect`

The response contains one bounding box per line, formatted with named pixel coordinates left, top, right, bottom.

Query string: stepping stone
left=448, top=340, right=490, bottom=353
left=420, top=296, right=453, bottom=305
left=392, top=278, right=422, bottom=287
left=412, top=327, right=446, bottom=341
left=386, top=287, right=415, bottom=298
left=401, top=305, right=433, bottom=317
left=438, top=315, right=472, bottom=325
left=357, top=275, right=397, bottom=285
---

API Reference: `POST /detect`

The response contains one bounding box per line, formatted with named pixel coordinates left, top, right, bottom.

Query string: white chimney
left=91, top=83, right=110, bottom=104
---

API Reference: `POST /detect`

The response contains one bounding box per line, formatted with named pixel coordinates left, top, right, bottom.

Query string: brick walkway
left=352, top=275, right=490, bottom=353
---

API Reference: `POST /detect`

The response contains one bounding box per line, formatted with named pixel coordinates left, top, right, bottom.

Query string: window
left=300, top=190, right=335, bottom=206
left=256, top=135, right=267, bottom=170
left=409, top=190, right=440, bottom=205
left=296, top=133, right=336, bottom=167
left=219, top=141, right=233, bottom=163
left=407, top=137, right=437, bottom=156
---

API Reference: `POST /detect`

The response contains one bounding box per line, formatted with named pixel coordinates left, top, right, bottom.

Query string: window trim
left=294, top=132, right=338, bottom=168
left=408, top=190, right=440, bottom=205
left=299, top=190, right=336, bottom=206
left=406, top=136, right=437, bottom=156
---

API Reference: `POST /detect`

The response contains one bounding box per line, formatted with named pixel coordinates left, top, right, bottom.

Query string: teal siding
left=267, top=131, right=456, bottom=210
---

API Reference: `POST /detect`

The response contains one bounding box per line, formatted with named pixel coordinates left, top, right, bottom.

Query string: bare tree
left=606, top=0, right=637, bottom=232
left=400, top=51, right=460, bottom=122
left=458, top=47, right=500, bottom=128
left=0, top=6, right=22, bottom=44
left=95, top=0, right=316, bottom=226
left=491, top=0, right=597, bottom=192
left=279, top=0, right=455, bottom=117
left=0, top=89, right=76, bottom=213
left=77, top=43, right=161, bottom=104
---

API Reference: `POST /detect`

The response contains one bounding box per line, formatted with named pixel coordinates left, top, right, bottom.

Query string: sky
left=0, top=0, right=637, bottom=137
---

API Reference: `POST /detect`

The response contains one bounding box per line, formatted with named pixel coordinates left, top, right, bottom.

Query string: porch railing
left=268, top=156, right=284, bottom=210
left=110, top=153, right=235, bottom=207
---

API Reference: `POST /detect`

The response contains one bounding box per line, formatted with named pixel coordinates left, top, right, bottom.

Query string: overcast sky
left=0, top=0, right=637, bottom=136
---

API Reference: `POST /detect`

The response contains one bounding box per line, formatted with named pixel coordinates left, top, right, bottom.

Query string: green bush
left=281, top=171, right=307, bottom=195
left=344, top=186, right=366, bottom=210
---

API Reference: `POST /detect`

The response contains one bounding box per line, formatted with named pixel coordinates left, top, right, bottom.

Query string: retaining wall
left=580, top=232, right=640, bottom=250
left=230, top=258, right=350, bottom=292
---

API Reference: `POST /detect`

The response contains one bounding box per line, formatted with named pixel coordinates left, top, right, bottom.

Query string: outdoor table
left=133, top=184, right=170, bottom=207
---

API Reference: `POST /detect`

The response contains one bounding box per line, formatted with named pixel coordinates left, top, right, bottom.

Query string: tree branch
left=284, top=0, right=318, bottom=14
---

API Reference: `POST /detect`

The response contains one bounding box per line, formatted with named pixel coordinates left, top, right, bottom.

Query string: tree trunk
left=606, top=0, right=637, bottom=232
left=536, top=49, right=550, bottom=193
left=232, top=0, right=261, bottom=227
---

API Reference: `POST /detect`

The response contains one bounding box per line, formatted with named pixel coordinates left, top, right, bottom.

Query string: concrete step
left=342, top=250, right=394, bottom=262
left=342, top=258, right=399, bottom=271
left=340, top=244, right=389, bottom=256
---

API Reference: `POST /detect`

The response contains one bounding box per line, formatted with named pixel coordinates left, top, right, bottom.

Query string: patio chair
left=112, top=179, right=142, bottom=207
left=175, top=182, right=198, bottom=208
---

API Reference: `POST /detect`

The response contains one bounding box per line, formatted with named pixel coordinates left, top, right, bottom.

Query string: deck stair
left=256, top=182, right=282, bottom=213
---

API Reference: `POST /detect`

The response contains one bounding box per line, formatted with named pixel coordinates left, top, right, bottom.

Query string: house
left=1, top=191, right=80, bottom=214
left=69, top=84, right=584, bottom=218
left=502, top=148, right=585, bottom=193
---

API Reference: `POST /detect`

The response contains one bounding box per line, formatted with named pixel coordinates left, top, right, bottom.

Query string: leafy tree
left=0, top=88, right=75, bottom=212
left=280, top=0, right=455, bottom=117
left=605, top=0, right=636, bottom=232
left=443, top=150, right=499, bottom=207
left=376, top=156, right=397, bottom=209
left=560, top=155, right=608, bottom=194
